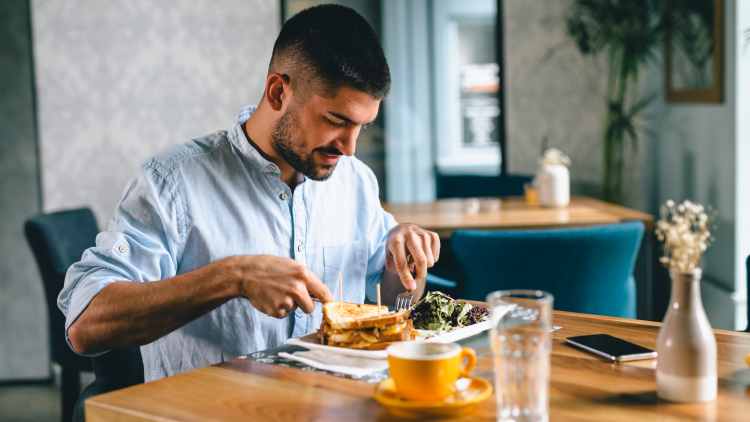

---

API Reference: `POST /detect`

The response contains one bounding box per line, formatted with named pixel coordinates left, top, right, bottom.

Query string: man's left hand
left=385, top=223, right=441, bottom=290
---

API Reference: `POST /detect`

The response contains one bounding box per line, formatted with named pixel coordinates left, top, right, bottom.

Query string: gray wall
left=32, top=0, right=280, bottom=230
left=503, top=0, right=642, bottom=208
left=641, top=0, right=739, bottom=329
left=0, top=0, right=48, bottom=380
left=0, top=0, right=279, bottom=381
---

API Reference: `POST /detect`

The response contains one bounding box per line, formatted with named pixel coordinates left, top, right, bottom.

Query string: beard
left=271, top=104, right=341, bottom=182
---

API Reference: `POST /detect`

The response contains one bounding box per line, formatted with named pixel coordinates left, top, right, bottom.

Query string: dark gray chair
left=24, top=208, right=144, bottom=422
left=74, top=347, right=144, bottom=421
left=435, top=173, right=533, bottom=199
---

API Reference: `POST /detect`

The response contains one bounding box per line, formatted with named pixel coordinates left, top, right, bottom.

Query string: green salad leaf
left=410, top=291, right=489, bottom=332
left=454, top=301, right=472, bottom=326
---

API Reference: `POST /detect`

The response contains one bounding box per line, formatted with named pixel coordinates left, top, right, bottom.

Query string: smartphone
left=565, top=334, right=657, bottom=363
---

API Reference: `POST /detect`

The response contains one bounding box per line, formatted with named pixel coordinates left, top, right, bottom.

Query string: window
left=433, top=0, right=502, bottom=175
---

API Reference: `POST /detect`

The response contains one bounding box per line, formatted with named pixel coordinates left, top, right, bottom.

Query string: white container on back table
left=537, top=164, right=569, bottom=208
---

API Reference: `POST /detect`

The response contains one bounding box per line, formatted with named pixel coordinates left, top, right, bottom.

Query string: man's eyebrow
left=329, top=112, right=375, bottom=126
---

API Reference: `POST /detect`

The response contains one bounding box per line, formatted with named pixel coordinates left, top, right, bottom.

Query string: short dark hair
left=269, top=4, right=391, bottom=101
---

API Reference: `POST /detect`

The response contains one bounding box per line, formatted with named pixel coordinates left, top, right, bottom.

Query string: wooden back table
left=87, top=310, right=750, bottom=422
left=382, top=196, right=654, bottom=238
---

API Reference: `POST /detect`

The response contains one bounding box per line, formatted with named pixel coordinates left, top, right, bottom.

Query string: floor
left=0, top=364, right=94, bottom=422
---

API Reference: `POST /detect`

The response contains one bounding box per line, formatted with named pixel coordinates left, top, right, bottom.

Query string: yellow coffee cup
left=386, top=342, right=477, bottom=402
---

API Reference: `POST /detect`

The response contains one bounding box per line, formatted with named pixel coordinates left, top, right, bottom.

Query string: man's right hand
left=231, top=255, right=334, bottom=318
left=68, top=254, right=333, bottom=355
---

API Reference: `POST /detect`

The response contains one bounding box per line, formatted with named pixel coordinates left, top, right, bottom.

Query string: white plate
left=286, top=319, right=492, bottom=360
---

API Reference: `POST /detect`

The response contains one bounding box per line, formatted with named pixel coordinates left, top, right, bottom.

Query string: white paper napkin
left=278, top=350, right=389, bottom=378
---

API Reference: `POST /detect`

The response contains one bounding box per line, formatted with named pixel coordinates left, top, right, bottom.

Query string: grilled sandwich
left=317, top=302, right=413, bottom=350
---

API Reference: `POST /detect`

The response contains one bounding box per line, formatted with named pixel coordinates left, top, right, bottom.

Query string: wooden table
left=86, top=311, right=750, bottom=421
left=382, top=196, right=654, bottom=238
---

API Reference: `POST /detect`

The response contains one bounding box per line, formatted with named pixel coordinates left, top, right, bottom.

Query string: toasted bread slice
left=330, top=309, right=410, bottom=330
left=324, top=302, right=410, bottom=330
left=323, top=302, right=388, bottom=326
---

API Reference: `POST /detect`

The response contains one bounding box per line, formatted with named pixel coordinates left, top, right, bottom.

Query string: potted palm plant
left=564, top=0, right=663, bottom=204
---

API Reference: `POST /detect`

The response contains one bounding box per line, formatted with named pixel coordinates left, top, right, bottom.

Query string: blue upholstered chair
left=24, top=208, right=144, bottom=422
left=431, top=173, right=534, bottom=288
left=426, top=273, right=459, bottom=297
left=451, top=221, right=645, bottom=318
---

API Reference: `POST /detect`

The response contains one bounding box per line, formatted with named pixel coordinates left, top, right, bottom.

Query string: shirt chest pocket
left=323, top=241, right=367, bottom=304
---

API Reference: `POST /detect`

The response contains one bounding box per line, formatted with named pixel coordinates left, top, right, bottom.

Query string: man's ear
left=265, top=73, right=290, bottom=112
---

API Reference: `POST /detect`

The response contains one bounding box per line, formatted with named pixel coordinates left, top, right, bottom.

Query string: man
left=58, top=4, right=439, bottom=382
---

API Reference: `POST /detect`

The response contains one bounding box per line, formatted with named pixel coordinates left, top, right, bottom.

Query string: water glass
left=488, top=290, right=554, bottom=422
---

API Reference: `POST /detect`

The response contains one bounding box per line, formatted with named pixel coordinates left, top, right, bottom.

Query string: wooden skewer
left=338, top=272, right=343, bottom=309
left=377, top=283, right=381, bottom=318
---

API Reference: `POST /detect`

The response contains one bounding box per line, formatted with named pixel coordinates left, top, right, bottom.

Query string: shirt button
left=280, top=193, right=288, bottom=200
left=118, top=245, right=127, bottom=253
left=297, top=244, right=304, bottom=252
left=267, top=164, right=276, bottom=171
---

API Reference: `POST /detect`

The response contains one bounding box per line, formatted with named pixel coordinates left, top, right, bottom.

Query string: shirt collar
left=227, top=106, right=281, bottom=175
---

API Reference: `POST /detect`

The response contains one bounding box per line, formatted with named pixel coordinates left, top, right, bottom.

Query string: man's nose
left=335, top=127, right=360, bottom=156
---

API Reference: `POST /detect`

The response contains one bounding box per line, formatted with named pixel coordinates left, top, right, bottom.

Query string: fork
left=396, top=289, right=413, bottom=311
left=395, top=256, right=416, bottom=310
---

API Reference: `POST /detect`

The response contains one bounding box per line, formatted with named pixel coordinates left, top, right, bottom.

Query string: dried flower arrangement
left=539, top=148, right=571, bottom=167
left=655, top=199, right=716, bottom=272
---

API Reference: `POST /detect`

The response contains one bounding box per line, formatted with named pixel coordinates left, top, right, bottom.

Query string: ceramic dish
left=286, top=319, right=491, bottom=359
left=373, top=376, right=492, bottom=418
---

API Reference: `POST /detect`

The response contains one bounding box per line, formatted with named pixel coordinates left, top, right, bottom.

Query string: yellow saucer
left=373, top=376, right=493, bottom=419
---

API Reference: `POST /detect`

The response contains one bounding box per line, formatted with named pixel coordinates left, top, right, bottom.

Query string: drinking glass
left=488, top=290, right=554, bottom=422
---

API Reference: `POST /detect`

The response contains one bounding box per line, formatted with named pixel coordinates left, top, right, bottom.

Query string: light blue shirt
left=58, top=106, right=397, bottom=382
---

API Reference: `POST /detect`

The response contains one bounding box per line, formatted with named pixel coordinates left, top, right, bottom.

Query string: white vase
left=656, top=268, right=717, bottom=402
left=537, top=164, right=569, bottom=207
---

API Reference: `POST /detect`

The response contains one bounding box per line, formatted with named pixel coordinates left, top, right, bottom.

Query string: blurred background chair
left=425, top=273, right=459, bottom=298
left=746, top=256, right=750, bottom=332
left=73, top=347, right=144, bottom=421
left=452, top=221, right=644, bottom=318
left=435, top=173, right=533, bottom=199
left=24, top=208, right=144, bottom=422
left=428, top=173, right=535, bottom=290
left=25, top=209, right=97, bottom=422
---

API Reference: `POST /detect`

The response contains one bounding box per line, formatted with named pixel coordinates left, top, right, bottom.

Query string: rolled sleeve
left=57, top=161, right=184, bottom=356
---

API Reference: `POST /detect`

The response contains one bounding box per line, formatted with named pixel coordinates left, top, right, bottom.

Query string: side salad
left=410, top=291, right=489, bottom=333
